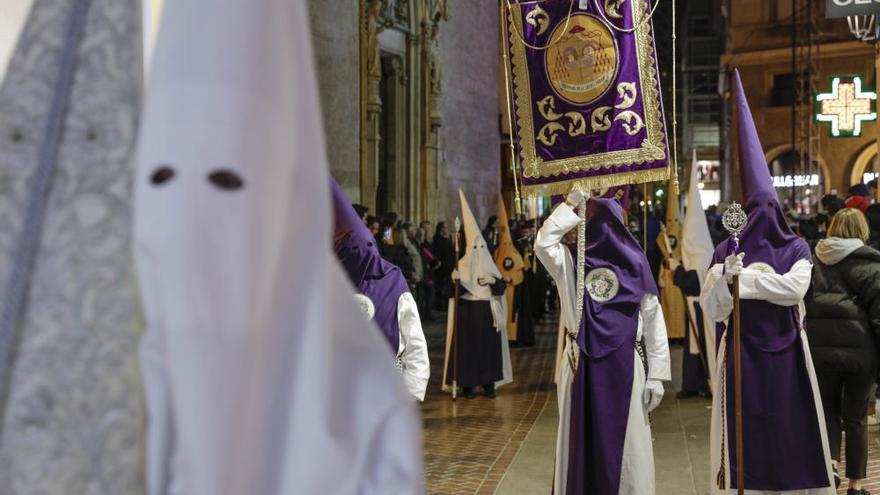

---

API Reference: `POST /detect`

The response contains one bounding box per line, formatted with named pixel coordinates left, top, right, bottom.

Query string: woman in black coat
left=807, top=208, right=880, bottom=495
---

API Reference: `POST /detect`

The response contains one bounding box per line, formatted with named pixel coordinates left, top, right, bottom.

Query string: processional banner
left=503, top=0, right=670, bottom=196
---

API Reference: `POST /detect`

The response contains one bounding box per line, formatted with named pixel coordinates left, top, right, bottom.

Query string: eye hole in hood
left=150, top=166, right=176, bottom=186
left=208, top=169, right=244, bottom=191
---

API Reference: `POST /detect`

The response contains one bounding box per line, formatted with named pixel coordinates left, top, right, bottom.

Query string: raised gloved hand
left=643, top=379, right=664, bottom=413
left=566, top=188, right=587, bottom=208
left=723, top=252, right=745, bottom=284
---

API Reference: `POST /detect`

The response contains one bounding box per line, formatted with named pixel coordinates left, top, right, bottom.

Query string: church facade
left=309, top=0, right=502, bottom=225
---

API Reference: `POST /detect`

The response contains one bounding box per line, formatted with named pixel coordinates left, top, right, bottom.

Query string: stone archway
left=849, top=141, right=880, bottom=186
left=764, top=144, right=831, bottom=195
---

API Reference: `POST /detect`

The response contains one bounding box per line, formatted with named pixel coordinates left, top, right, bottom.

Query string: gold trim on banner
left=508, top=0, right=669, bottom=191
left=520, top=165, right=669, bottom=197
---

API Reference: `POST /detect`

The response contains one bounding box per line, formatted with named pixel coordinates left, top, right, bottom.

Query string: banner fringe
left=521, top=165, right=669, bottom=197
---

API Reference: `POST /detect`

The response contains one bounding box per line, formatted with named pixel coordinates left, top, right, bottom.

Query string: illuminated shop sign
left=816, top=76, right=877, bottom=137
left=826, top=0, right=880, bottom=19
left=773, top=174, right=820, bottom=188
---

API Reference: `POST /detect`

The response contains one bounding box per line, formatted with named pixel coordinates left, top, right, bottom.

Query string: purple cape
left=565, top=198, right=658, bottom=495
left=710, top=70, right=828, bottom=491
left=331, top=179, right=408, bottom=353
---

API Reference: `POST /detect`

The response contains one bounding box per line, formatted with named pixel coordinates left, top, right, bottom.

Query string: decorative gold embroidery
left=566, top=111, right=587, bottom=136
left=615, top=81, right=637, bottom=109
left=506, top=0, right=669, bottom=194
left=537, top=95, right=562, bottom=120
left=605, top=0, right=625, bottom=19
left=545, top=14, right=618, bottom=106
left=591, top=106, right=613, bottom=132
left=538, top=121, right=566, bottom=145
left=615, top=110, right=645, bottom=135
left=521, top=166, right=670, bottom=196
left=525, top=5, right=551, bottom=36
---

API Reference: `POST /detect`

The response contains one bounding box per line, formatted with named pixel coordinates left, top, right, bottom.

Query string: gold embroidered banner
left=503, top=0, right=670, bottom=196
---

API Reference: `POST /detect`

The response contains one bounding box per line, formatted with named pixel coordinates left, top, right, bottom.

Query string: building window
left=687, top=40, right=721, bottom=67
left=769, top=72, right=805, bottom=107
left=688, top=99, right=722, bottom=124
left=688, top=72, right=719, bottom=95
left=687, top=16, right=715, bottom=37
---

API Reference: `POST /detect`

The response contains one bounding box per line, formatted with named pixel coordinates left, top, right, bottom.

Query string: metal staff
left=722, top=202, right=748, bottom=495
left=451, top=216, right=462, bottom=401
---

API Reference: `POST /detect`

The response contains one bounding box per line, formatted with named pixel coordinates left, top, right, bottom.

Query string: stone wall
left=308, top=0, right=502, bottom=223
left=308, top=0, right=361, bottom=201
left=437, top=0, right=501, bottom=226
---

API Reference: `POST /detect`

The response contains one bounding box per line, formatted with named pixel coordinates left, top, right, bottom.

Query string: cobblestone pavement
left=418, top=311, right=880, bottom=495
left=419, top=313, right=558, bottom=495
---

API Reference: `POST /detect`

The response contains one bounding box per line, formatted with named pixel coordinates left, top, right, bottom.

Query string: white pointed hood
left=133, top=0, right=423, bottom=494
left=458, top=190, right=502, bottom=300
left=682, top=151, right=715, bottom=284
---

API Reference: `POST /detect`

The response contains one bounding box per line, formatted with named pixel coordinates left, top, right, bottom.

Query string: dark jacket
left=806, top=243, right=880, bottom=376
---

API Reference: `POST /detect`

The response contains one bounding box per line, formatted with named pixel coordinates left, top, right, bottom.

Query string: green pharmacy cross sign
left=816, top=76, right=877, bottom=138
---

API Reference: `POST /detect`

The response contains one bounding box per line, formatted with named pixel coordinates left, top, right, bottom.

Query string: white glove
left=643, top=379, right=664, bottom=413
left=723, top=252, right=745, bottom=283
left=566, top=188, right=587, bottom=208
left=669, top=258, right=681, bottom=271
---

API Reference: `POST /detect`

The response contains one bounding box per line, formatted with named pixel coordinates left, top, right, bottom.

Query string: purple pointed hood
left=572, top=198, right=658, bottom=358
left=715, top=70, right=808, bottom=274
left=712, top=70, right=811, bottom=352
left=331, top=178, right=408, bottom=353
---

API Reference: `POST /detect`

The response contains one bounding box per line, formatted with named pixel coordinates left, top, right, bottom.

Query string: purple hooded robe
left=709, top=70, right=829, bottom=492
left=331, top=179, right=409, bottom=353
left=564, top=197, right=659, bottom=495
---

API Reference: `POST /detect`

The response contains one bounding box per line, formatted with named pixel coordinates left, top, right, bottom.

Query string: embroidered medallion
left=354, top=293, right=376, bottom=320
left=586, top=267, right=619, bottom=302
left=545, top=14, right=619, bottom=106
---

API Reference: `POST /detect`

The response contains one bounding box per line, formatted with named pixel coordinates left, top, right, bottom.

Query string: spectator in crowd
left=401, top=223, right=423, bottom=289
left=415, top=228, right=439, bottom=320
left=846, top=184, right=871, bottom=213
left=825, top=196, right=847, bottom=231
left=869, top=179, right=877, bottom=201
left=483, top=216, right=500, bottom=254
left=797, top=218, right=822, bottom=253
left=379, top=225, right=414, bottom=282
left=867, top=204, right=880, bottom=251
left=807, top=208, right=880, bottom=494
left=419, top=221, right=433, bottom=247
left=366, top=215, right=380, bottom=238
left=433, top=222, right=455, bottom=308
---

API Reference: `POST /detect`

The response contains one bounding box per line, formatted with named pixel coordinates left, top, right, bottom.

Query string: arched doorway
left=849, top=142, right=880, bottom=186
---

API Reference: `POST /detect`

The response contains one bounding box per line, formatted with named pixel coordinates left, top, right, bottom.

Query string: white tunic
left=701, top=260, right=834, bottom=495
left=396, top=292, right=430, bottom=401
left=536, top=203, right=671, bottom=495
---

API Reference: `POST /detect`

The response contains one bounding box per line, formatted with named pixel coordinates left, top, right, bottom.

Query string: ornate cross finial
left=722, top=201, right=748, bottom=248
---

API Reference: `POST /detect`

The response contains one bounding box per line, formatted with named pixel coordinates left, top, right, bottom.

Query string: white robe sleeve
left=700, top=264, right=734, bottom=323
left=700, top=259, right=812, bottom=326
left=640, top=294, right=671, bottom=381
left=535, top=203, right=583, bottom=333
left=140, top=321, right=174, bottom=495
left=738, top=259, right=812, bottom=306
left=397, top=292, right=430, bottom=401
